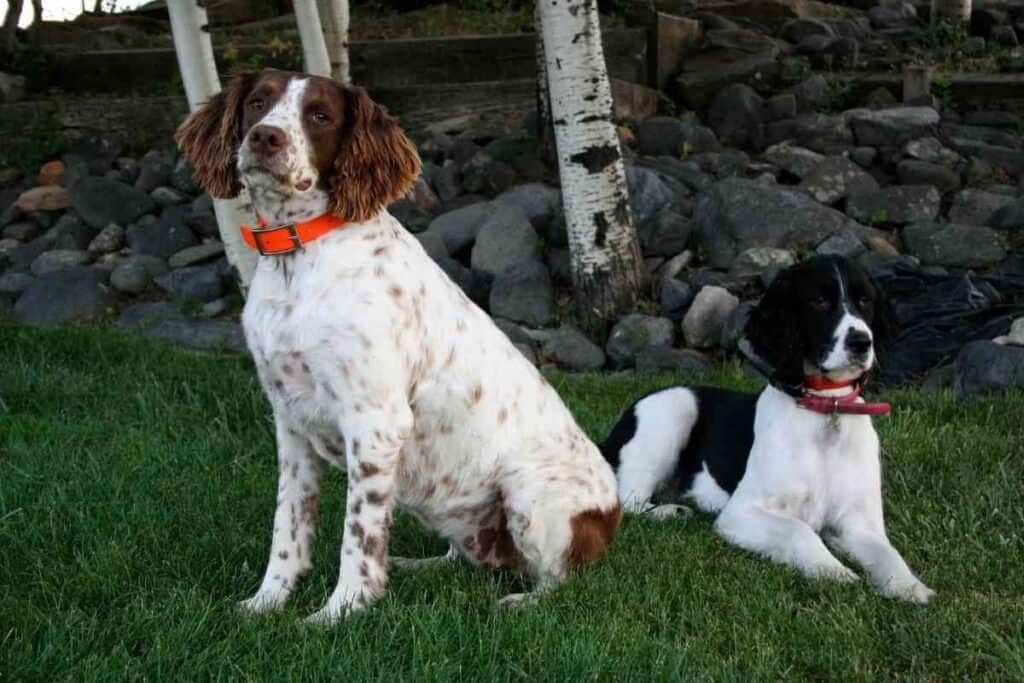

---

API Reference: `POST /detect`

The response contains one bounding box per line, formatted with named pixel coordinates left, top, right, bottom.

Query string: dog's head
left=175, top=69, right=420, bottom=222
left=744, top=255, right=898, bottom=387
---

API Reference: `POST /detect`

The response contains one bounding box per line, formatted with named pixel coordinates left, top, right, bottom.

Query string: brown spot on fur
left=469, top=384, right=484, bottom=406
left=373, top=245, right=387, bottom=256
left=565, top=504, right=622, bottom=568
left=360, top=462, right=381, bottom=477
left=362, top=534, right=387, bottom=565
left=389, top=285, right=404, bottom=298
left=302, top=495, right=320, bottom=524
left=365, top=490, right=386, bottom=505
left=349, top=520, right=365, bottom=542
left=278, top=550, right=289, bottom=560
left=360, top=561, right=369, bottom=577
left=497, top=407, right=508, bottom=424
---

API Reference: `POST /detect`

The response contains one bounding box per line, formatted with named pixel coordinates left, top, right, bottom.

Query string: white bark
left=931, top=0, right=970, bottom=23
left=293, top=0, right=332, bottom=77
left=168, top=0, right=257, bottom=288
left=317, top=0, right=351, bottom=83
left=538, top=0, right=642, bottom=326
left=533, top=4, right=555, bottom=164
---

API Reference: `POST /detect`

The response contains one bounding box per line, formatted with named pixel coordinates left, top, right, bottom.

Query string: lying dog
left=601, top=256, right=934, bottom=603
left=176, top=69, right=621, bottom=623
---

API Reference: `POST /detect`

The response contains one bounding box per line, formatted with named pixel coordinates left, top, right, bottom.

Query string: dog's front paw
left=497, top=592, right=541, bottom=611
left=303, top=604, right=351, bottom=626
left=882, top=579, right=936, bottom=605
left=237, top=590, right=288, bottom=615
left=647, top=504, right=694, bottom=521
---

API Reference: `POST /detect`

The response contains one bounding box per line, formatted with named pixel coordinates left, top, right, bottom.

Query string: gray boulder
left=949, top=189, right=1016, bottom=225
left=986, top=198, right=1024, bottom=229
left=799, top=155, right=879, bottom=205
left=848, top=107, right=939, bottom=147
left=627, top=165, right=674, bottom=228
left=130, top=215, right=198, bottom=260
left=534, top=324, right=606, bottom=371
left=488, top=260, right=554, bottom=327
left=155, top=263, right=224, bottom=302
left=13, top=267, right=112, bottom=325
left=119, top=302, right=246, bottom=352
left=846, top=185, right=941, bottom=225
left=494, top=184, right=561, bottom=231
left=635, top=347, right=715, bottom=375
left=606, top=314, right=675, bottom=368
left=695, top=177, right=865, bottom=269
left=470, top=204, right=538, bottom=276
left=955, top=341, right=1024, bottom=398
left=68, top=176, right=156, bottom=230
left=30, top=249, right=92, bottom=275
left=896, top=160, right=961, bottom=193
left=708, top=83, right=765, bottom=149
left=762, top=141, right=824, bottom=178
left=87, top=223, right=126, bottom=254
left=682, top=285, right=739, bottom=348
left=426, top=202, right=491, bottom=254
left=168, top=243, right=226, bottom=269
left=902, top=222, right=1006, bottom=268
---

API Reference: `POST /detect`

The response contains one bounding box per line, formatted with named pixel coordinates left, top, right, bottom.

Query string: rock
left=3, top=221, right=40, bottom=242
left=948, top=189, right=1016, bottom=225
left=762, top=141, right=824, bottom=178
left=799, top=155, right=879, bottom=204
left=789, top=74, right=829, bottom=112
left=151, top=186, right=189, bottom=207
left=130, top=215, right=198, bottom=260
left=87, top=223, right=125, bottom=254
left=781, top=18, right=835, bottom=44
left=635, top=347, right=715, bottom=374
left=432, top=160, right=461, bottom=202
left=955, top=341, right=1024, bottom=398
left=414, top=231, right=447, bottom=262
left=729, top=246, right=795, bottom=279
left=849, top=107, right=939, bottom=147
left=426, top=202, right=491, bottom=255
left=606, top=314, right=675, bottom=368
left=119, top=302, right=246, bottom=353
left=637, top=117, right=721, bottom=157
left=13, top=267, right=112, bottom=325
left=765, top=113, right=854, bottom=154
left=494, top=183, right=561, bottom=231
left=68, top=176, right=157, bottom=230
left=627, top=165, right=675, bottom=228
left=673, top=46, right=780, bottom=110
left=720, top=300, right=755, bottom=352
left=470, top=204, right=538, bottom=276
left=110, top=255, right=168, bottom=294
left=14, top=186, right=69, bottom=212
left=639, top=206, right=695, bottom=258
left=868, top=0, right=917, bottom=29
left=767, top=93, right=798, bottom=120
left=30, top=249, right=92, bottom=275
left=987, top=198, right=1024, bottom=229
left=0, top=272, right=33, bottom=296
left=461, top=153, right=519, bottom=196
left=903, top=137, right=962, bottom=166
left=660, top=277, right=695, bottom=320
left=488, top=260, right=554, bottom=327
left=947, top=138, right=1024, bottom=177
left=850, top=146, right=877, bottom=167
left=38, top=160, right=66, bottom=186
left=186, top=195, right=219, bottom=238
left=0, top=71, right=26, bottom=103
left=53, top=213, right=96, bottom=250
left=816, top=229, right=866, bottom=257
left=390, top=198, right=432, bottom=233
left=1002, top=317, right=1024, bottom=346
left=437, top=257, right=490, bottom=307
left=846, top=185, right=941, bottom=225
left=168, top=242, right=226, bottom=269
left=5, top=234, right=55, bottom=272
left=535, top=324, right=606, bottom=371
left=695, top=177, right=865, bottom=268
left=134, top=148, right=177, bottom=193
left=896, top=160, right=961, bottom=193
left=154, top=263, right=224, bottom=302
left=62, top=135, right=122, bottom=175
left=992, top=25, right=1019, bottom=46
left=902, top=222, right=1007, bottom=267
left=708, top=83, right=765, bottom=149
left=682, top=285, right=739, bottom=348
left=170, top=156, right=201, bottom=195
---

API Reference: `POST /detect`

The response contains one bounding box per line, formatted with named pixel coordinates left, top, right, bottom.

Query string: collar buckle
left=250, top=222, right=302, bottom=255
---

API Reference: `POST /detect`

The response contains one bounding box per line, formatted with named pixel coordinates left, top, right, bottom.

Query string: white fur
left=232, top=86, right=618, bottom=623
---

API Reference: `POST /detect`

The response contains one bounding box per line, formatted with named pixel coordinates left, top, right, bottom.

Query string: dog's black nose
left=846, top=329, right=872, bottom=356
left=249, top=125, right=287, bottom=157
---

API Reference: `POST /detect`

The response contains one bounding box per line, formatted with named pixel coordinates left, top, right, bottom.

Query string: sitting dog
left=601, top=256, right=934, bottom=603
left=176, top=69, right=621, bottom=623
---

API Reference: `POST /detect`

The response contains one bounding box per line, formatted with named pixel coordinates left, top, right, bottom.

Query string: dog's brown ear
left=329, top=86, right=421, bottom=223
left=174, top=72, right=256, bottom=199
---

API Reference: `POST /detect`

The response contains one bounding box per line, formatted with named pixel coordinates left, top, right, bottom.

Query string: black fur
left=673, top=387, right=757, bottom=495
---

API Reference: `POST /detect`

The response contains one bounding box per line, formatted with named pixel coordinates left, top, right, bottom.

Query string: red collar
left=797, top=375, right=891, bottom=417
left=240, top=214, right=346, bottom=255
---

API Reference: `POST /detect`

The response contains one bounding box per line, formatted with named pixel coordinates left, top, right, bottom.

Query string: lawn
left=1, top=321, right=1023, bottom=680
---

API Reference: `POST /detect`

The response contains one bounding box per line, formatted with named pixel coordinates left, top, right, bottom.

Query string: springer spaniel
left=176, top=69, right=621, bottom=623
left=601, top=256, right=935, bottom=604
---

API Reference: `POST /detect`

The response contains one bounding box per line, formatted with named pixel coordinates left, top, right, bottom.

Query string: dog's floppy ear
left=868, top=273, right=899, bottom=364
left=174, top=72, right=256, bottom=199
left=744, top=266, right=806, bottom=388
left=329, top=86, right=421, bottom=223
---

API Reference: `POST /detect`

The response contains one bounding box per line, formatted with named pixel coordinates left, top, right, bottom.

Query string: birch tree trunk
left=538, top=0, right=643, bottom=329
left=533, top=4, right=556, bottom=167
left=931, top=0, right=970, bottom=23
left=0, top=0, right=24, bottom=59
left=317, top=0, right=351, bottom=83
left=293, top=0, right=332, bottom=77
left=168, top=0, right=258, bottom=288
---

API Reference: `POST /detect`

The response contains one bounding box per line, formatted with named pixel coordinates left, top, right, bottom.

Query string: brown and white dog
left=176, top=69, right=621, bottom=623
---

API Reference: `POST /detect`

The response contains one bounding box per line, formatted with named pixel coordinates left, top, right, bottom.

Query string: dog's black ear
left=744, top=266, right=806, bottom=388
left=868, top=274, right=900, bottom=363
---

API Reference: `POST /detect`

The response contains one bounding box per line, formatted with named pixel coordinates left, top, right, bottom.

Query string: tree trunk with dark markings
left=537, top=0, right=642, bottom=332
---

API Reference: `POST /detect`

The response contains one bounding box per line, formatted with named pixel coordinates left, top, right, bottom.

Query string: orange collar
left=241, top=214, right=346, bottom=255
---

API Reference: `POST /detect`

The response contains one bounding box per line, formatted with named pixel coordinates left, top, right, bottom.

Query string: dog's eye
left=811, top=296, right=831, bottom=311
left=311, top=111, right=331, bottom=125
left=247, top=98, right=264, bottom=111
left=858, top=295, right=873, bottom=308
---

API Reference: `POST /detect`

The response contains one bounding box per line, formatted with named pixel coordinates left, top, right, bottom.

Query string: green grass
left=1, top=321, right=1023, bottom=680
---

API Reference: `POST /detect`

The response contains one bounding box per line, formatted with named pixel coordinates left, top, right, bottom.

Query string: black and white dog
left=601, top=256, right=935, bottom=603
